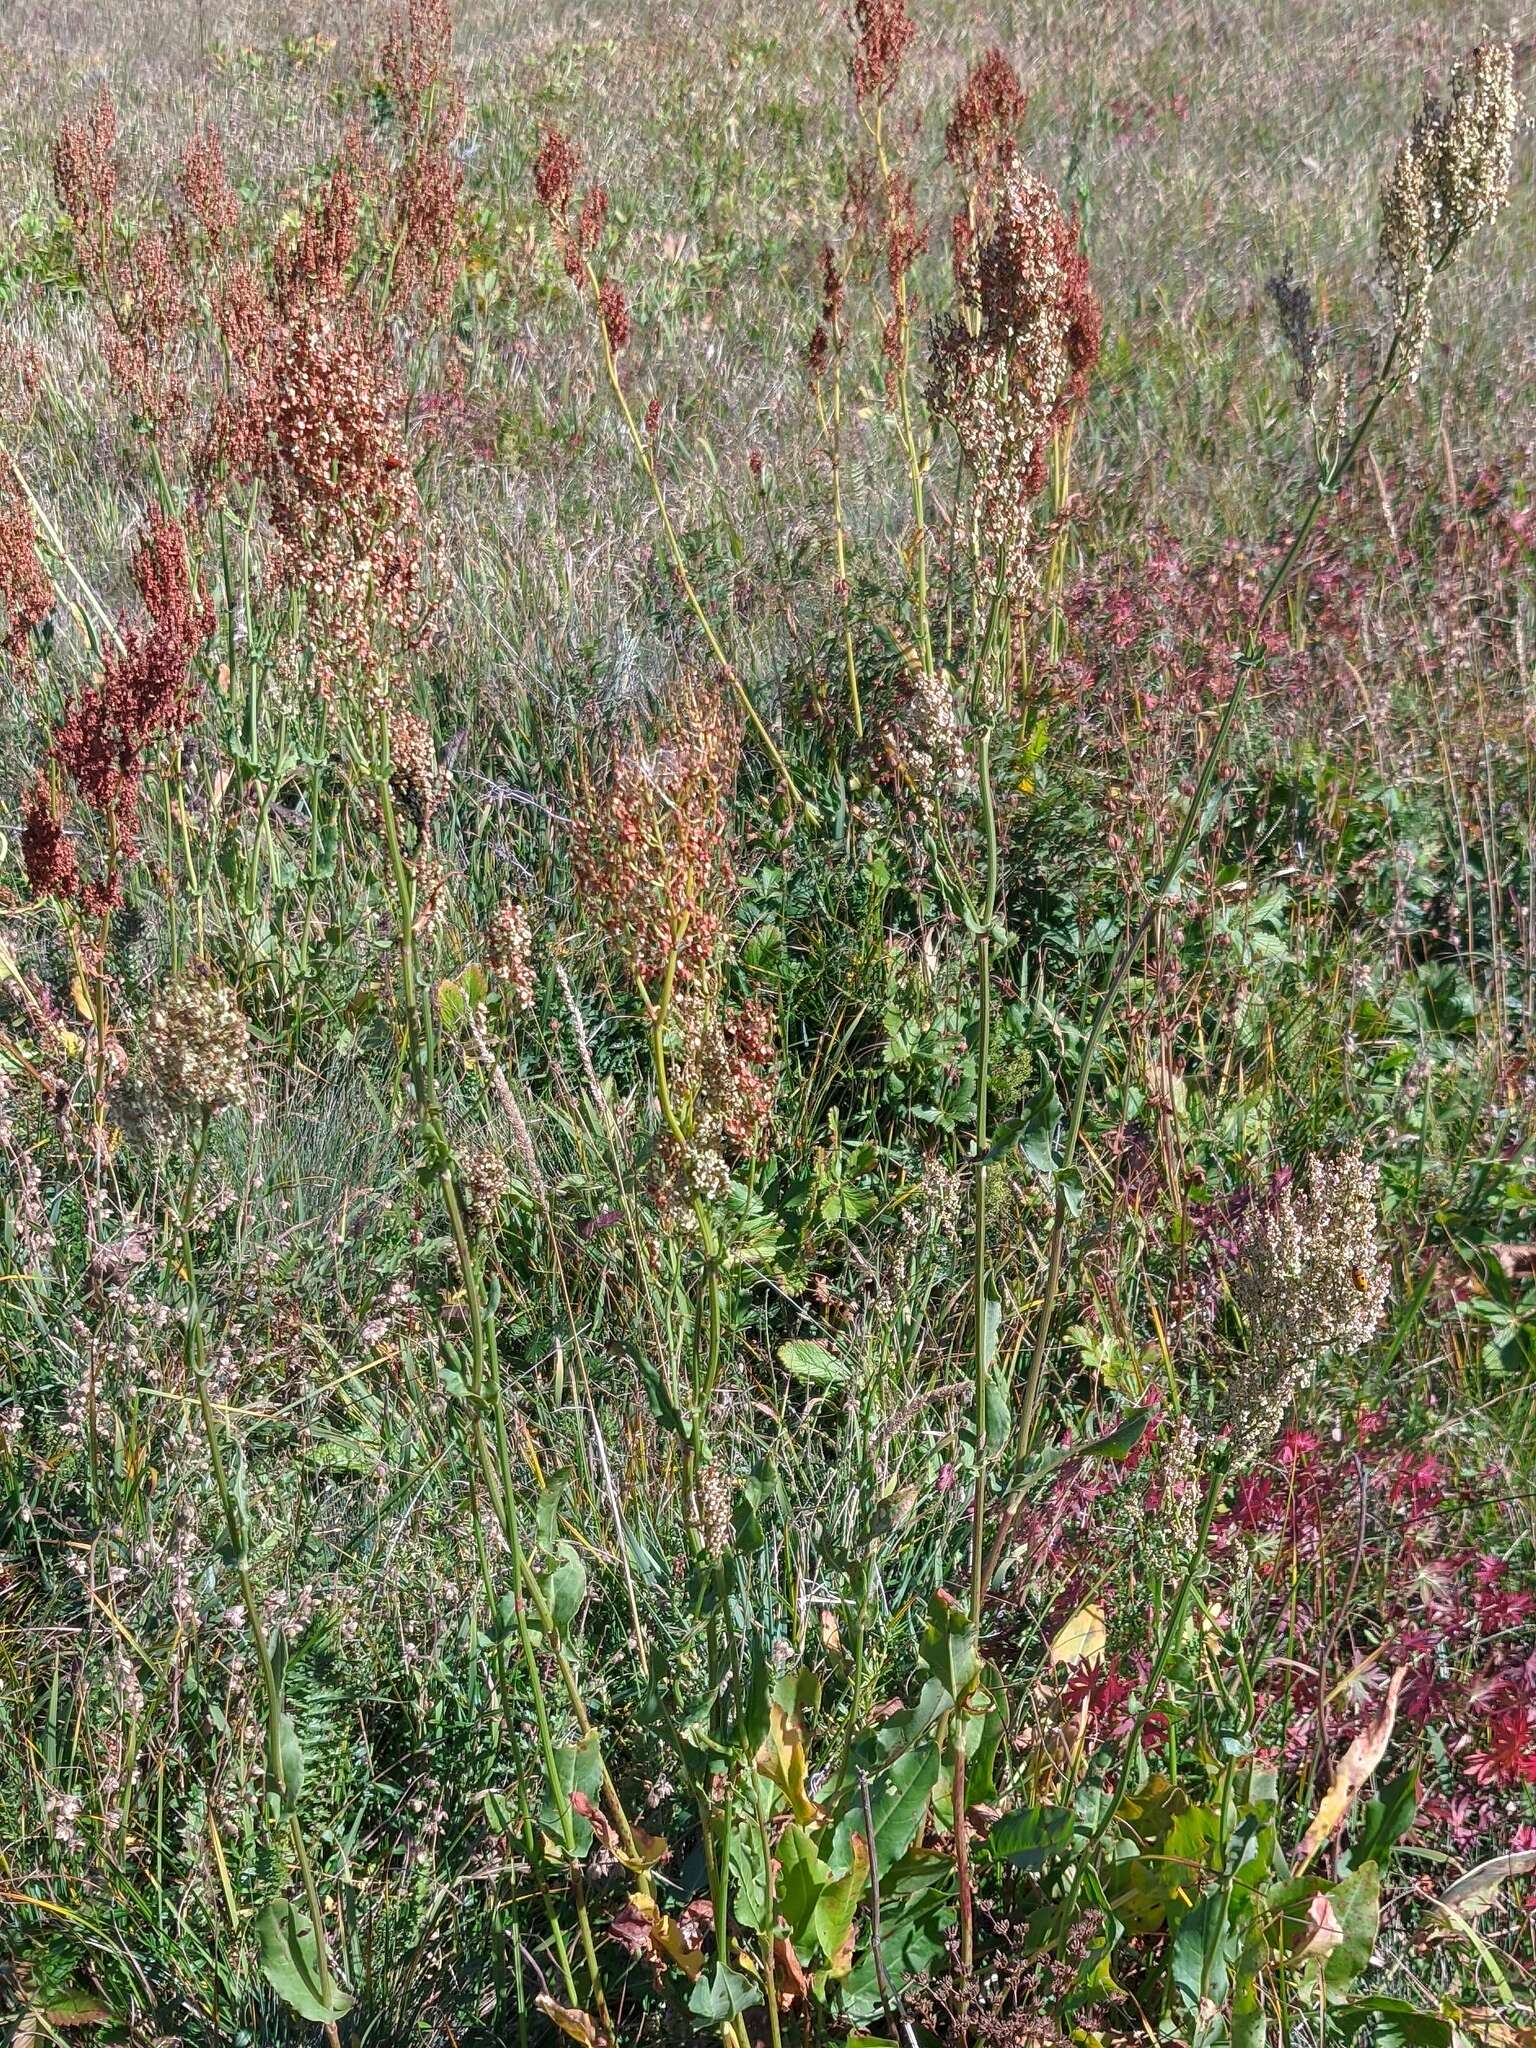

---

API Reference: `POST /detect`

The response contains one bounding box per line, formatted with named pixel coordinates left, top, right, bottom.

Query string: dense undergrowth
left=0, top=3, right=1533, bottom=2044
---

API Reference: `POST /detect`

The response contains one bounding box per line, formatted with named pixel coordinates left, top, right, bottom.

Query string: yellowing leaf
left=534, top=1995, right=600, bottom=2043
left=1048, top=1600, right=1107, bottom=1669
left=609, top=1891, right=707, bottom=1981
left=754, top=1698, right=823, bottom=1823
left=1296, top=1667, right=1405, bottom=1866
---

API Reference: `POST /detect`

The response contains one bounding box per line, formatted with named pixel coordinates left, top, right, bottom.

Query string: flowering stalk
left=808, top=247, right=863, bottom=739
left=868, top=96, right=935, bottom=680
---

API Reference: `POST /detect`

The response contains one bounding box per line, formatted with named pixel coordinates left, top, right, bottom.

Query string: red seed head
left=849, top=0, right=915, bottom=104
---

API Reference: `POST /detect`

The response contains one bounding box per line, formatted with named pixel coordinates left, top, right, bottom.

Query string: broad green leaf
left=1171, top=1887, right=1229, bottom=2012
left=274, top=1711, right=305, bottom=1813
left=777, top=1339, right=847, bottom=1386
left=813, top=1831, right=867, bottom=1968
left=831, top=1747, right=941, bottom=1877
left=543, top=1541, right=587, bottom=1633
left=687, top=1962, right=762, bottom=2022
left=1332, top=1997, right=1452, bottom=2047
left=539, top=1733, right=603, bottom=1858
left=982, top=1804, right=1074, bottom=1871
left=775, top=1824, right=830, bottom=1946
left=255, top=1897, right=352, bottom=2024
left=1323, top=1862, right=1380, bottom=1995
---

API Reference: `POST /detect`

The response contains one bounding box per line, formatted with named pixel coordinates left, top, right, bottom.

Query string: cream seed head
left=1379, top=42, right=1521, bottom=378
left=142, top=971, right=255, bottom=1123
left=928, top=160, right=1099, bottom=583
left=1220, top=1144, right=1390, bottom=1460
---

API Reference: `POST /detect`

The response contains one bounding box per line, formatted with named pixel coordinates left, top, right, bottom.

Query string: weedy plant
left=0, top=4, right=1532, bottom=2047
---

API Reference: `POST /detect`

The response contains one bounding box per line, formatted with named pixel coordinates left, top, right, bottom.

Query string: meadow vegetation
left=0, top=1, right=1533, bottom=2043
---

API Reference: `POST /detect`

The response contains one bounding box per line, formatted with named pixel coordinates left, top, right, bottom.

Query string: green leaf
left=1323, top=1861, right=1380, bottom=1995
left=1233, top=1978, right=1267, bottom=2048
left=777, top=1339, right=847, bottom=1386
left=543, top=1541, right=587, bottom=1633
left=255, top=1897, right=352, bottom=2024
left=983, top=1072, right=1058, bottom=1172
left=539, top=1733, right=603, bottom=1859
left=831, top=1747, right=941, bottom=1876
left=919, top=1591, right=979, bottom=1703
left=687, top=1962, right=761, bottom=2022
left=813, top=1833, right=868, bottom=1964
left=535, top=1467, right=575, bottom=1552
left=1171, top=1888, right=1229, bottom=2012
left=982, top=1804, right=1074, bottom=1871
left=1085, top=1406, right=1153, bottom=1460
left=839, top=1886, right=953, bottom=2023
left=274, top=1711, right=305, bottom=1814
left=1332, top=1997, right=1451, bottom=2046
left=776, top=1824, right=831, bottom=1946
left=1352, top=1770, right=1417, bottom=1871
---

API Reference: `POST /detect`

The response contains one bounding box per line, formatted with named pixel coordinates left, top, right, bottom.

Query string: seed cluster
left=574, top=687, right=739, bottom=996
left=928, top=159, right=1100, bottom=577
left=945, top=48, right=1029, bottom=186
left=1379, top=43, right=1520, bottom=377
left=387, top=709, right=445, bottom=837
left=24, top=512, right=213, bottom=913
left=486, top=899, right=537, bottom=1011
left=1222, top=1145, right=1390, bottom=1459
left=0, top=486, right=54, bottom=664
left=141, top=972, right=255, bottom=1123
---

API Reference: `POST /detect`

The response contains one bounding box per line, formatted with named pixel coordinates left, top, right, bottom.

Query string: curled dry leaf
left=774, top=1936, right=811, bottom=2010
left=1286, top=1890, right=1344, bottom=1965
left=608, top=1890, right=708, bottom=1980
left=534, top=1995, right=601, bottom=2045
left=1296, top=1667, right=1406, bottom=1866
left=1432, top=1848, right=1536, bottom=1922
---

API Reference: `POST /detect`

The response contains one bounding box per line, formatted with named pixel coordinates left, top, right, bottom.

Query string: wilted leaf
left=754, top=1698, right=823, bottom=1823
left=534, top=1994, right=600, bottom=2043
left=1048, top=1600, right=1106, bottom=1669
left=609, top=1890, right=707, bottom=1980
left=1297, top=1671, right=1405, bottom=1866
left=1432, top=1849, right=1536, bottom=1922
left=1286, top=1892, right=1343, bottom=1965
left=773, top=1937, right=810, bottom=2010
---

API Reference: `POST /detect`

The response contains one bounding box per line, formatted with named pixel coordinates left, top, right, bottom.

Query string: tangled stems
left=1010, top=325, right=1409, bottom=1478
left=640, top=956, right=786, bottom=2045
left=576, top=260, right=809, bottom=816
left=175, top=1112, right=345, bottom=2040
left=361, top=727, right=651, bottom=2032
